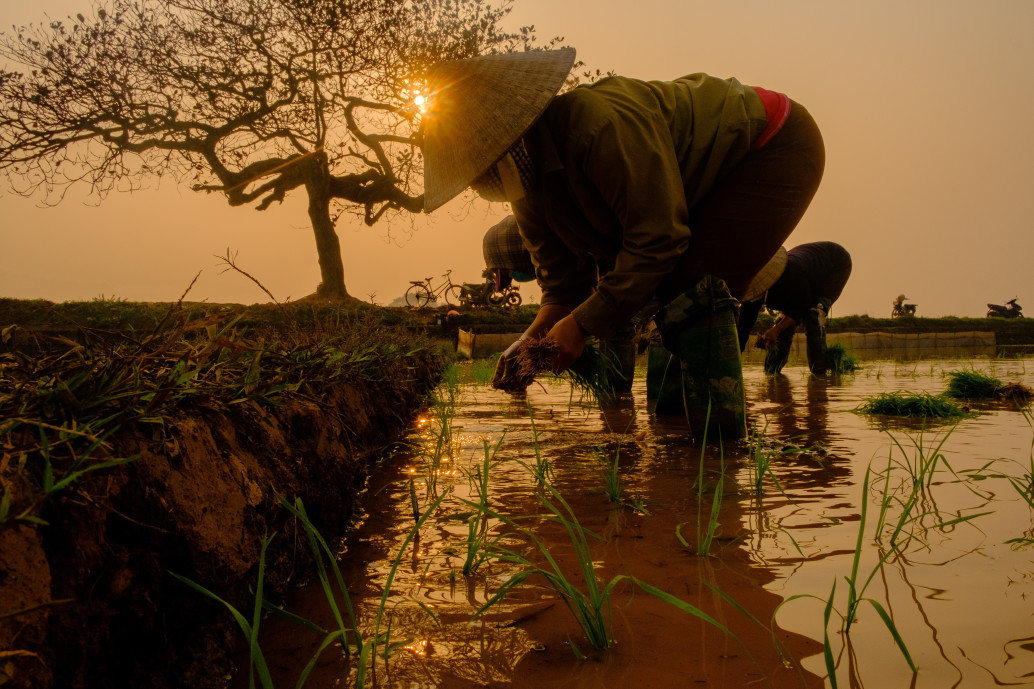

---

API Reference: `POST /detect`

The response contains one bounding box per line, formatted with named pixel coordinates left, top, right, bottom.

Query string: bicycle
left=405, top=270, right=463, bottom=308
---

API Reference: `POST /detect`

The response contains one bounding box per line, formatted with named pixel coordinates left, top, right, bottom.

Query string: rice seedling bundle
left=826, top=342, right=859, bottom=375
left=999, top=382, right=1034, bottom=405
left=944, top=370, right=1004, bottom=399
left=943, top=369, right=1032, bottom=404
left=856, top=391, right=970, bottom=419
left=499, top=337, right=621, bottom=400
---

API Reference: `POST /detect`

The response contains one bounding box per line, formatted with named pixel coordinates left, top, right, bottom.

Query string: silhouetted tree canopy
left=0, top=0, right=558, bottom=299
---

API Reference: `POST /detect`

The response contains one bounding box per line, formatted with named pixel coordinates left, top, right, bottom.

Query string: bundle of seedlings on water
left=944, top=369, right=1034, bottom=404
left=826, top=342, right=859, bottom=375
left=944, top=370, right=1005, bottom=399
left=510, top=336, right=622, bottom=401
left=855, top=391, right=971, bottom=419
left=1000, top=383, right=1034, bottom=405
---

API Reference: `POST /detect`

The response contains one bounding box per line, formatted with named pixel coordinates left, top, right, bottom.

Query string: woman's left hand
left=545, top=315, right=587, bottom=373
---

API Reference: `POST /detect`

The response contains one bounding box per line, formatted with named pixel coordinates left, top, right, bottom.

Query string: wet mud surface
left=243, top=357, right=1034, bottom=688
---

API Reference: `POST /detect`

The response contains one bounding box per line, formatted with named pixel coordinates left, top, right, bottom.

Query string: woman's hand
left=545, top=315, right=587, bottom=373
left=492, top=337, right=528, bottom=390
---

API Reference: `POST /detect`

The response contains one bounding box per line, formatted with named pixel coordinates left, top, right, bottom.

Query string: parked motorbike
left=987, top=298, right=1023, bottom=318
left=486, top=283, right=522, bottom=309
left=456, top=281, right=489, bottom=307
left=891, top=294, right=917, bottom=318
left=455, top=280, right=523, bottom=308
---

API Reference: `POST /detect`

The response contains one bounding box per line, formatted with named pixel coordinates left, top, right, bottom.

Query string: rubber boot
left=653, top=276, right=747, bottom=441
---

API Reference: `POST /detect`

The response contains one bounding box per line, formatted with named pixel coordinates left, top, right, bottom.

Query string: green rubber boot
left=652, top=276, right=747, bottom=440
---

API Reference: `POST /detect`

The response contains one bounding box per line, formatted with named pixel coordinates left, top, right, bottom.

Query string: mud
left=0, top=353, right=443, bottom=689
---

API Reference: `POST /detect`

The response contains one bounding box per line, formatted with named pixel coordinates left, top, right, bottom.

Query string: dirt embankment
left=0, top=329, right=444, bottom=689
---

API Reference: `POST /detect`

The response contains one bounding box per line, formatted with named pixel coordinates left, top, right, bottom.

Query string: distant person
left=737, top=241, right=852, bottom=375
left=482, top=215, right=536, bottom=292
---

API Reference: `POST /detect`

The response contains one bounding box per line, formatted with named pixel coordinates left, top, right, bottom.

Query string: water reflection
left=244, top=358, right=1034, bottom=689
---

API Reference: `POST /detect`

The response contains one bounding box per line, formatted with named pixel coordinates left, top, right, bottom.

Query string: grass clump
left=944, top=369, right=1033, bottom=404
left=944, top=369, right=1004, bottom=399
left=0, top=303, right=445, bottom=529
left=826, top=342, right=859, bottom=375
left=855, top=391, right=971, bottom=419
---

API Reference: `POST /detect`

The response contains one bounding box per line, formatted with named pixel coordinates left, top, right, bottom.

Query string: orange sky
left=2, top=0, right=1033, bottom=317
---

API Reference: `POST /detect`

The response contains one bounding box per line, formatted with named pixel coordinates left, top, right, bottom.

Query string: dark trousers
left=658, top=101, right=826, bottom=304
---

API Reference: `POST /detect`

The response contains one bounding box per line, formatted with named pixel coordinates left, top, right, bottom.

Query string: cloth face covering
left=469, top=141, right=539, bottom=202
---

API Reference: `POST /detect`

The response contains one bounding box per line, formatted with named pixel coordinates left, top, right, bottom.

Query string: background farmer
left=421, top=49, right=825, bottom=437
left=482, top=214, right=537, bottom=293
left=737, top=242, right=853, bottom=375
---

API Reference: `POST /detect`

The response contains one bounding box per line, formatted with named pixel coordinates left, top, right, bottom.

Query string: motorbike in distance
left=891, top=294, right=917, bottom=318
left=455, top=279, right=522, bottom=309
left=987, top=298, right=1023, bottom=318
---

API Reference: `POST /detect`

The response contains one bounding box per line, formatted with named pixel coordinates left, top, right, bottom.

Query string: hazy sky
left=2, top=0, right=1033, bottom=317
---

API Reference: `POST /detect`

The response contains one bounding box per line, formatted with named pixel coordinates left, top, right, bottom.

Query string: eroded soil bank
left=0, top=302, right=446, bottom=689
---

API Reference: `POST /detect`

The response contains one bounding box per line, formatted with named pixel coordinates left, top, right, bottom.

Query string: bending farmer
left=420, top=49, right=825, bottom=437
left=738, top=241, right=852, bottom=375
left=483, top=214, right=537, bottom=292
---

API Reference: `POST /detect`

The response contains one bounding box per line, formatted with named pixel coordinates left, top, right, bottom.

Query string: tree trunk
left=305, top=156, right=349, bottom=300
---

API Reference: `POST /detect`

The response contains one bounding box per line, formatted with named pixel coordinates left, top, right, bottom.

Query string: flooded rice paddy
left=249, top=357, right=1034, bottom=689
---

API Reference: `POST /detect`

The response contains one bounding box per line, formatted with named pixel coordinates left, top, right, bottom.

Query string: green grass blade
left=865, top=599, right=918, bottom=672
left=632, top=578, right=732, bottom=637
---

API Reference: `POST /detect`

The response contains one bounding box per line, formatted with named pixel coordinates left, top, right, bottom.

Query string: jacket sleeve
left=566, top=103, right=693, bottom=339
left=512, top=198, right=599, bottom=309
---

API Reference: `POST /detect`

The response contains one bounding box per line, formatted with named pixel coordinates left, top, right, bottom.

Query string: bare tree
left=0, top=0, right=555, bottom=300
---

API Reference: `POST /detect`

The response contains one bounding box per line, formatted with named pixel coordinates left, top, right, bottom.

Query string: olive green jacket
left=512, top=73, right=768, bottom=339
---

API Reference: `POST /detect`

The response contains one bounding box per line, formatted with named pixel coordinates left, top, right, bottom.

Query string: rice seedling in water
left=1007, top=408, right=1034, bottom=545
left=467, top=357, right=498, bottom=386
left=171, top=535, right=277, bottom=689
left=592, top=445, right=623, bottom=504
left=826, top=342, right=859, bottom=375
left=588, top=444, right=649, bottom=512
left=174, top=493, right=448, bottom=689
left=745, top=421, right=788, bottom=498
left=675, top=401, right=725, bottom=556
left=455, top=437, right=505, bottom=577
left=523, top=405, right=554, bottom=486
left=283, top=494, right=448, bottom=687
left=855, top=391, right=971, bottom=419
left=419, top=373, right=461, bottom=498
left=473, top=480, right=732, bottom=654
left=776, top=467, right=918, bottom=688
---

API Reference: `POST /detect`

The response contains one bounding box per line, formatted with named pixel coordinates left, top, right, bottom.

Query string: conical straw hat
left=421, top=48, right=576, bottom=213
left=742, top=246, right=788, bottom=303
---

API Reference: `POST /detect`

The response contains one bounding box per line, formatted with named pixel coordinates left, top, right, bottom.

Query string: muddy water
left=250, top=358, right=1034, bottom=689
